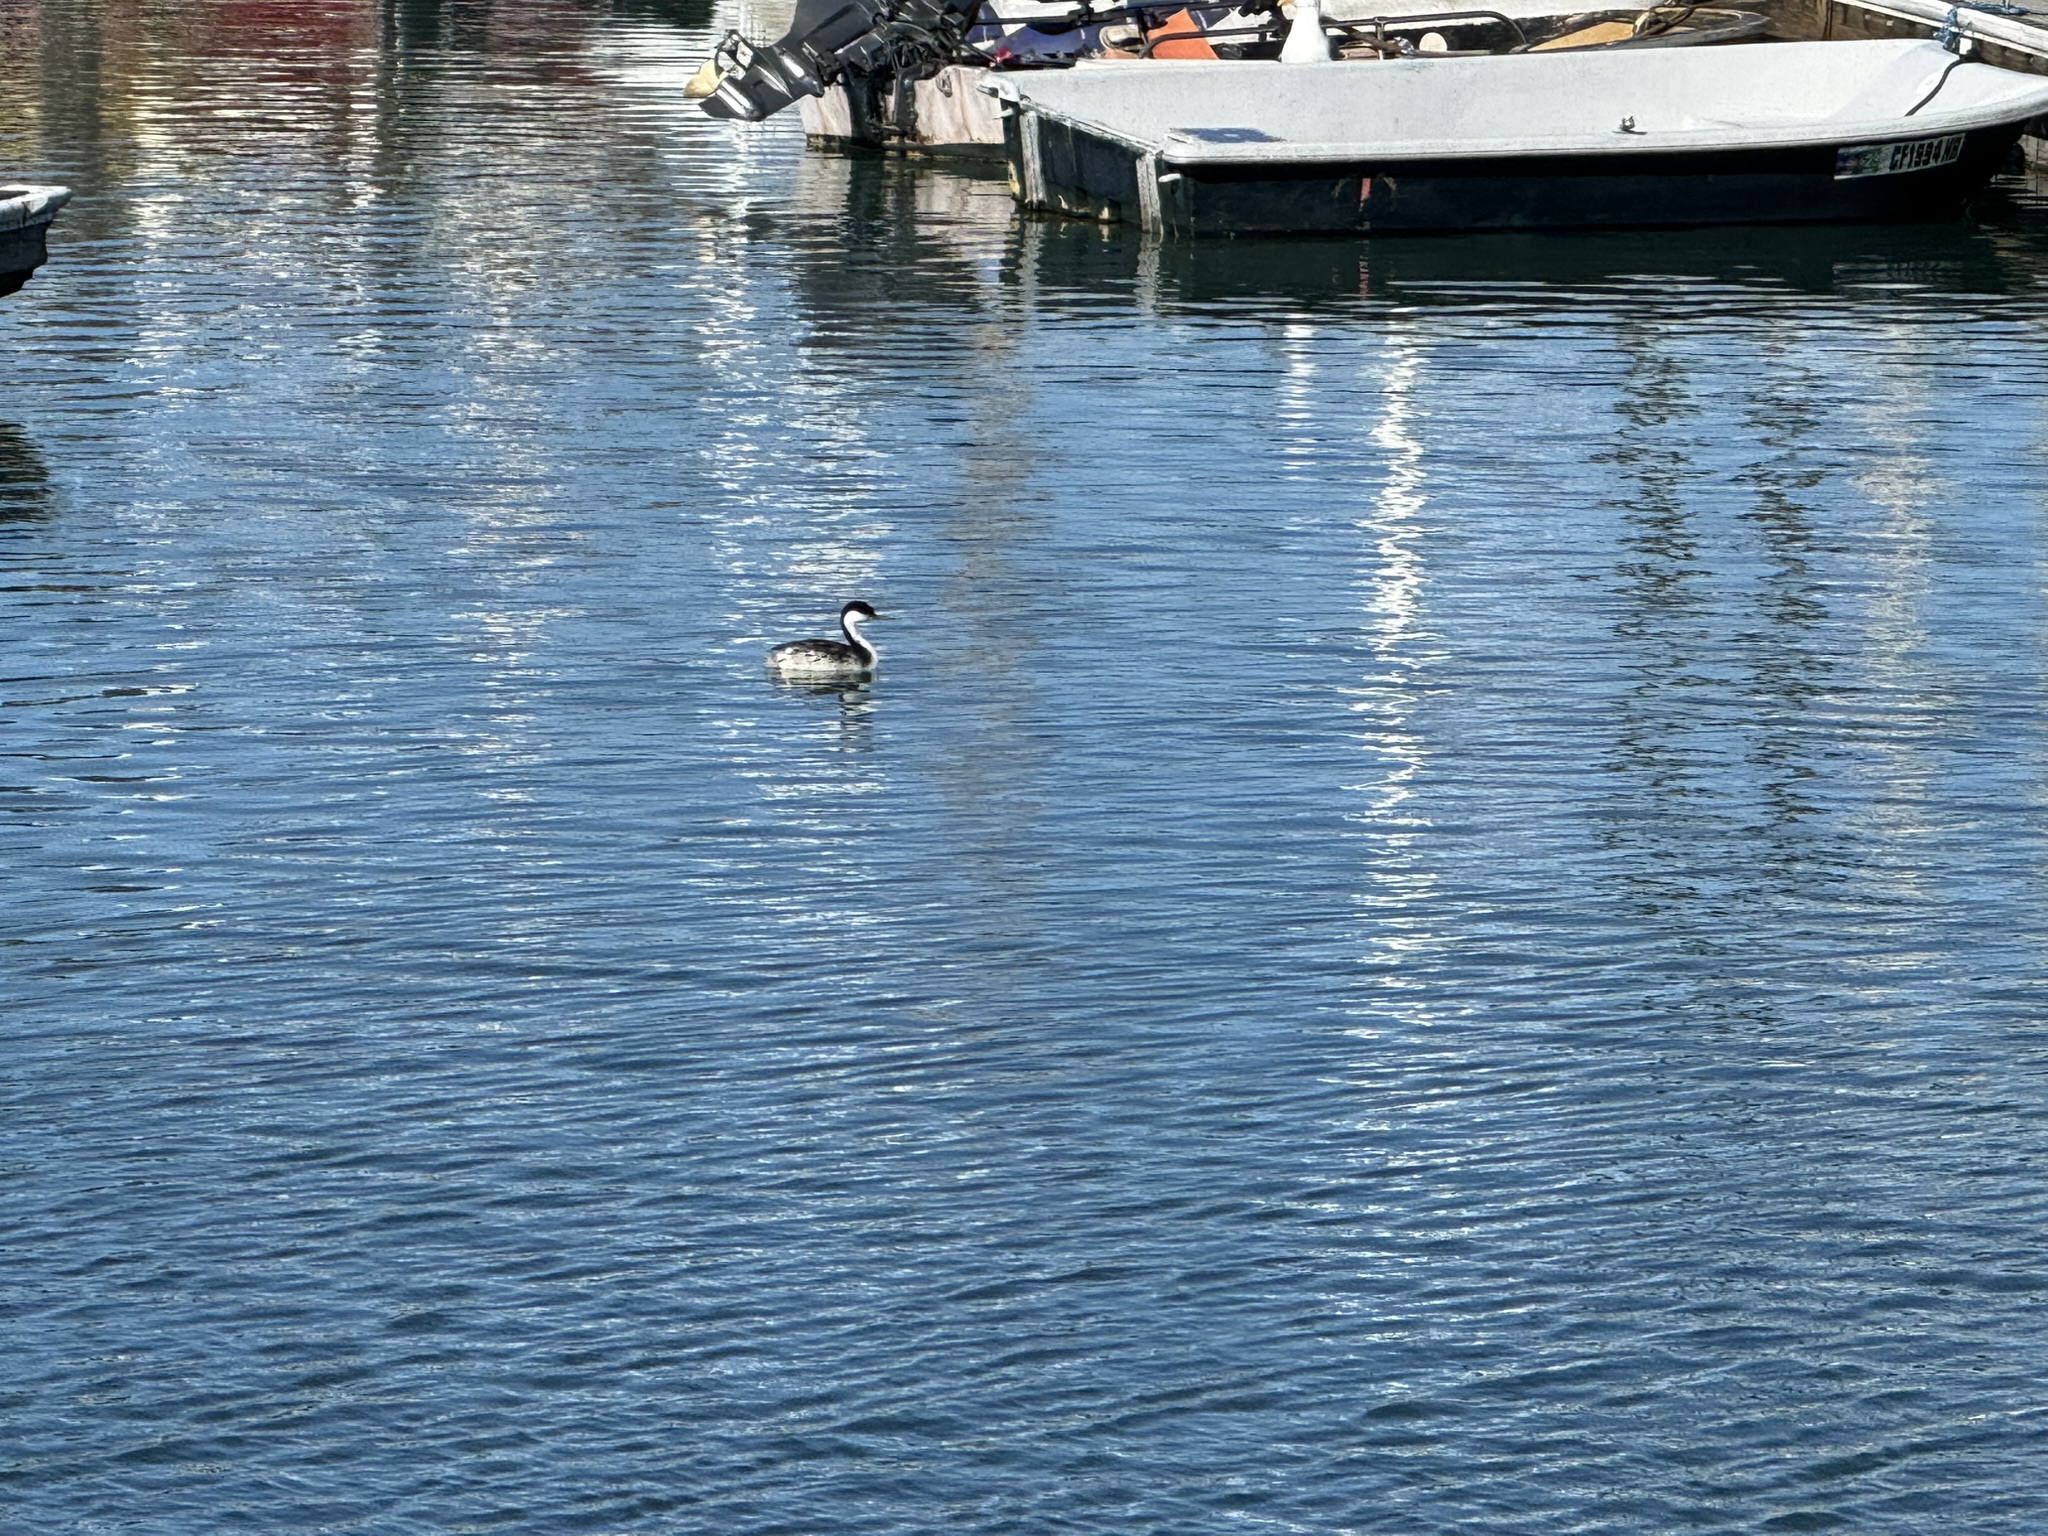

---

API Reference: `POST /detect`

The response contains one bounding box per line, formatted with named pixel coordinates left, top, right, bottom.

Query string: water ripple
left=7, top=2, right=2048, bottom=1533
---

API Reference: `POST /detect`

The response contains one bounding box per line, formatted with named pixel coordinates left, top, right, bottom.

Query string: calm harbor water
left=8, top=3, right=2048, bottom=1531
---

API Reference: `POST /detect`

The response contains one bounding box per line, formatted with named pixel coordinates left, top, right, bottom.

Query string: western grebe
left=766, top=600, right=887, bottom=679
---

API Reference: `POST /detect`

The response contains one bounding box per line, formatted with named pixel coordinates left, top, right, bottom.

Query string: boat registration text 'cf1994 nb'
left=1834, top=134, right=1966, bottom=178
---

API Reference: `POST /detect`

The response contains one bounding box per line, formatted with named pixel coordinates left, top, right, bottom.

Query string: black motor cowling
left=698, top=0, right=985, bottom=121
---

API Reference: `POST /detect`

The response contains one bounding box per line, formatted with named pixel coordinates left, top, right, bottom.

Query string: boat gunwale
left=0, top=185, right=74, bottom=235
left=991, top=43, right=2048, bottom=167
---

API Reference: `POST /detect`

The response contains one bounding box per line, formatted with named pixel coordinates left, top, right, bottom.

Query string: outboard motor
left=698, top=0, right=987, bottom=121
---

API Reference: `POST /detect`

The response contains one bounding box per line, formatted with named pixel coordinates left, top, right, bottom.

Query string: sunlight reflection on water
left=7, top=3, right=2048, bottom=1533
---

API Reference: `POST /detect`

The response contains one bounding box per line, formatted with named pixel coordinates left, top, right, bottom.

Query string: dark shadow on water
left=383, top=0, right=466, bottom=50
left=1011, top=200, right=2043, bottom=316
left=782, top=155, right=1011, bottom=345
left=0, top=422, right=53, bottom=522
left=381, top=0, right=717, bottom=50
left=607, top=0, right=716, bottom=25
left=767, top=153, right=2048, bottom=330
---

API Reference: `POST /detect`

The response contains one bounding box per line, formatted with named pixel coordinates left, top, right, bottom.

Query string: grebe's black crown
left=842, top=600, right=878, bottom=619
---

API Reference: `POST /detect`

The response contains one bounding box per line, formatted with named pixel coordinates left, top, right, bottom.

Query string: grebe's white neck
left=841, top=607, right=879, bottom=664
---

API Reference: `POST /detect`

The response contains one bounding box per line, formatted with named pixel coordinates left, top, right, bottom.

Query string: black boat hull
left=0, top=220, right=54, bottom=297
left=1006, top=113, right=2028, bottom=235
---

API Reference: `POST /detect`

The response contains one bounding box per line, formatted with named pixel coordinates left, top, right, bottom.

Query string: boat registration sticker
left=1834, top=135, right=1965, bottom=179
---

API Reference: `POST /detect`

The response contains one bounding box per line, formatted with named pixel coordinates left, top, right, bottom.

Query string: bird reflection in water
left=768, top=675, right=876, bottom=752
left=0, top=422, right=52, bottom=522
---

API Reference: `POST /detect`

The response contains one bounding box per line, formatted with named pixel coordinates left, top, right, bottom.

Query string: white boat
left=798, top=62, right=1011, bottom=155
left=709, top=0, right=1769, bottom=153
left=993, top=38, right=2048, bottom=234
left=0, top=184, right=72, bottom=297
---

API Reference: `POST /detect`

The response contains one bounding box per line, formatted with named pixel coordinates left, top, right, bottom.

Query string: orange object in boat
left=1147, top=9, right=1218, bottom=58
left=1531, top=20, right=1638, bottom=48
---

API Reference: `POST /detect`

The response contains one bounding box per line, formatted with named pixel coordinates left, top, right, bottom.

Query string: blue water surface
left=6, top=3, right=2048, bottom=1531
